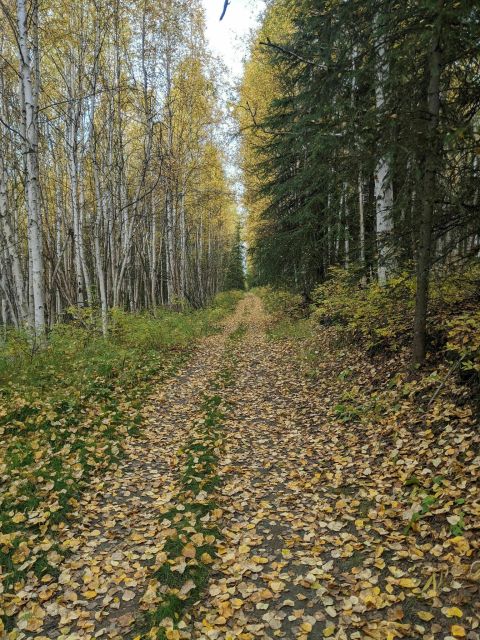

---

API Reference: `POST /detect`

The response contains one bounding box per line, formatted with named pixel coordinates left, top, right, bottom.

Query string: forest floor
left=8, top=294, right=479, bottom=640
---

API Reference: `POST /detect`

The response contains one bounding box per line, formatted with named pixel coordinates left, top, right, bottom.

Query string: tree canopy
left=239, top=0, right=480, bottom=362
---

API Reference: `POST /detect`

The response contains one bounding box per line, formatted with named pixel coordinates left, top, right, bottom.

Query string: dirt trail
left=188, top=295, right=478, bottom=639
left=191, top=294, right=335, bottom=639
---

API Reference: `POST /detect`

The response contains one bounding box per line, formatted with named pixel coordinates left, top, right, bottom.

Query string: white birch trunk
left=0, top=156, right=28, bottom=323
left=17, top=0, right=45, bottom=334
left=374, top=13, right=394, bottom=286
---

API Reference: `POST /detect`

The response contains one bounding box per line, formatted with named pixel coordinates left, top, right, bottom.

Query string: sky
left=202, top=0, right=266, bottom=79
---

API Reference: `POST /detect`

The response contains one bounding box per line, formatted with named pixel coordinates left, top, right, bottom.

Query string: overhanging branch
left=220, top=0, right=230, bottom=21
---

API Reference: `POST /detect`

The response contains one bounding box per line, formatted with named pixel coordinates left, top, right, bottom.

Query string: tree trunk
left=358, top=170, right=366, bottom=268
left=374, top=12, right=394, bottom=286
left=413, top=6, right=443, bottom=364
left=17, top=0, right=45, bottom=335
left=0, top=156, right=27, bottom=324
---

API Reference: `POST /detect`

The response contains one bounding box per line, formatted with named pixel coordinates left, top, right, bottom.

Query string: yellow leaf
left=182, top=543, right=196, bottom=559
left=142, top=584, right=158, bottom=605
left=398, top=578, right=419, bottom=588
left=301, top=622, right=312, bottom=632
left=209, top=584, right=222, bottom=596
left=445, top=607, right=463, bottom=618
left=131, top=533, right=144, bottom=541
left=417, top=611, right=434, bottom=621
left=84, top=590, right=97, bottom=599
left=451, top=625, right=466, bottom=637
left=201, top=552, right=213, bottom=564
left=191, top=532, right=204, bottom=546
left=253, top=555, right=269, bottom=564
left=12, top=513, right=26, bottom=524
left=269, top=580, right=285, bottom=593
left=324, top=625, right=335, bottom=638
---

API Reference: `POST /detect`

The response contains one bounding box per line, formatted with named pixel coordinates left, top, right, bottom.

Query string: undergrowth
left=311, top=263, right=480, bottom=363
left=254, top=287, right=312, bottom=341
left=257, top=262, right=480, bottom=379
left=0, top=291, right=243, bottom=631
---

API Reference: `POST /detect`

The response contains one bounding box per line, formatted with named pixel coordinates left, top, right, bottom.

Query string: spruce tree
left=240, top=0, right=480, bottom=362
left=224, top=224, right=245, bottom=290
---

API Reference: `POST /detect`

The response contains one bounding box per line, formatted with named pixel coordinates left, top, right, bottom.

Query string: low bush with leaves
left=311, top=268, right=415, bottom=350
left=254, top=287, right=304, bottom=320
left=447, top=309, right=480, bottom=380
left=253, top=287, right=312, bottom=341
left=310, top=263, right=480, bottom=353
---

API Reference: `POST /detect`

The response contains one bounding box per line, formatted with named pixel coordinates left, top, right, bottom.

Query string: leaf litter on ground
left=2, top=293, right=479, bottom=639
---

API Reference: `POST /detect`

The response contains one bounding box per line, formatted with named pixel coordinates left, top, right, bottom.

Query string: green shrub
left=310, top=263, right=480, bottom=352
left=447, top=309, right=480, bottom=377
left=254, top=286, right=304, bottom=320
left=311, top=268, right=415, bottom=350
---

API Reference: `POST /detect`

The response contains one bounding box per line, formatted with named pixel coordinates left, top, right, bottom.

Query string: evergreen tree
left=224, top=223, right=245, bottom=290
left=239, top=0, right=480, bottom=363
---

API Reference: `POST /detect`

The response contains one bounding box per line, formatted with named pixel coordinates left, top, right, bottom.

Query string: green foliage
left=447, top=310, right=480, bottom=377
left=255, top=286, right=304, bottom=320
left=0, top=294, right=239, bottom=397
left=310, top=264, right=480, bottom=353
left=243, top=0, right=479, bottom=364
left=223, top=224, right=245, bottom=291
left=254, top=287, right=312, bottom=341
left=311, top=268, right=415, bottom=350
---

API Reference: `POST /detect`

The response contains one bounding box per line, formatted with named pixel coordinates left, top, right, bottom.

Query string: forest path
left=15, top=295, right=477, bottom=639
left=186, top=296, right=477, bottom=639
left=188, top=294, right=346, bottom=640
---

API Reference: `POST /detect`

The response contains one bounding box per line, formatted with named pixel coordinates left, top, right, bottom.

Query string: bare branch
left=220, top=0, right=230, bottom=21
left=259, top=37, right=325, bottom=68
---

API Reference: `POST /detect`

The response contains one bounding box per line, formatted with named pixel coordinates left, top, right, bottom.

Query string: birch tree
left=0, top=0, right=239, bottom=334
left=373, top=12, right=394, bottom=286
left=16, top=0, right=45, bottom=334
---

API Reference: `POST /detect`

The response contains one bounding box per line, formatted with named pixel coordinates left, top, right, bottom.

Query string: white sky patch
left=202, top=0, right=266, bottom=79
